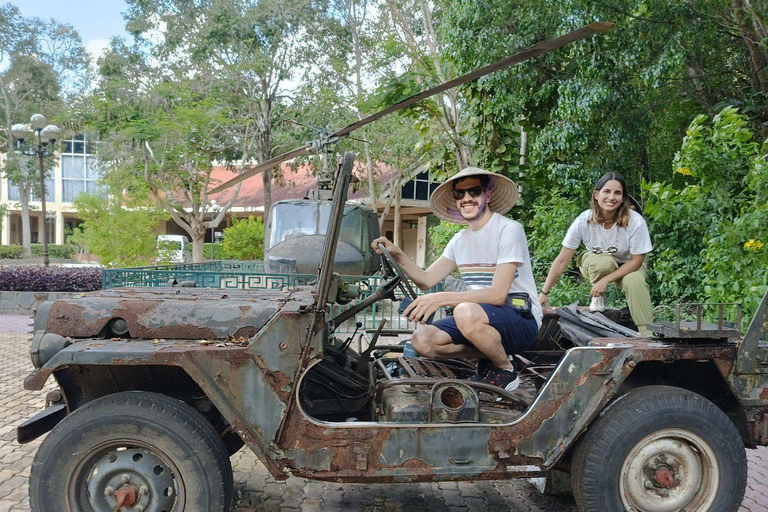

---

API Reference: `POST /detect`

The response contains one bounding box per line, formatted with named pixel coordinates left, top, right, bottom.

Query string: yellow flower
left=744, top=239, right=764, bottom=251
left=676, top=167, right=693, bottom=176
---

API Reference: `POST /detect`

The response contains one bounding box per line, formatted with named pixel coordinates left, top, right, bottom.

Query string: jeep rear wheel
left=29, top=391, right=233, bottom=512
left=572, top=385, right=746, bottom=512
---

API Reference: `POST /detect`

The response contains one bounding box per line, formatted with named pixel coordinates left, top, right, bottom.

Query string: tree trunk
left=733, top=0, right=768, bottom=94
left=192, top=235, right=205, bottom=263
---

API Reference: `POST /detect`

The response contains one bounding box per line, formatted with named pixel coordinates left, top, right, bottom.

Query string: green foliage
left=72, top=194, right=168, bottom=267
left=644, top=108, right=767, bottom=318
left=220, top=217, right=265, bottom=261
left=527, top=189, right=585, bottom=277
left=643, top=180, right=707, bottom=304
left=30, top=244, right=76, bottom=259
left=426, top=221, right=463, bottom=265
left=0, top=245, right=25, bottom=259
left=438, top=0, right=767, bottom=216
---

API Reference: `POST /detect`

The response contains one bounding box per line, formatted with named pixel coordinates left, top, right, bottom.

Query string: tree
left=72, top=193, right=168, bottom=267
left=220, top=216, right=265, bottom=260
left=91, top=43, right=243, bottom=262
left=371, top=0, right=474, bottom=176
left=122, top=0, right=317, bottom=247
left=438, top=0, right=768, bottom=211
left=0, top=4, right=88, bottom=255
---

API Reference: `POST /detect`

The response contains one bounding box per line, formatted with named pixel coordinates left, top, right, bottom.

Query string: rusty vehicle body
left=17, top=152, right=768, bottom=512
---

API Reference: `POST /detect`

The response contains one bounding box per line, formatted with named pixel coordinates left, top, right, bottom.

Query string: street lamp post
left=210, top=199, right=221, bottom=261
left=11, top=114, right=61, bottom=266
left=46, top=210, right=56, bottom=245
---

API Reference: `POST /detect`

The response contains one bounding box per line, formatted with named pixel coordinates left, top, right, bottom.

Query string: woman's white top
left=562, top=209, right=652, bottom=264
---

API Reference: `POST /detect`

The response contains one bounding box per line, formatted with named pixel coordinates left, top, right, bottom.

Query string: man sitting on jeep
left=372, top=167, right=542, bottom=392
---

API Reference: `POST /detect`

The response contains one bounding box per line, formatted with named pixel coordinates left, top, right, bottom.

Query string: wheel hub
left=114, top=485, right=138, bottom=509
left=650, top=464, right=676, bottom=489
left=620, top=429, right=719, bottom=512
left=86, top=447, right=177, bottom=512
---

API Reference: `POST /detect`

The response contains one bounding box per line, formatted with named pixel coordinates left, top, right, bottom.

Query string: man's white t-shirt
left=442, top=213, right=543, bottom=327
left=562, top=209, right=653, bottom=264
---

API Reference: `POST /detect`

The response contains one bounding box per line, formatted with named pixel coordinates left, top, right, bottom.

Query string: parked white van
left=157, top=234, right=192, bottom=263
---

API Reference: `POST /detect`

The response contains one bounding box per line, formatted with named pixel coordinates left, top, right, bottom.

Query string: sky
left=15, top=0, right=130, bottom=61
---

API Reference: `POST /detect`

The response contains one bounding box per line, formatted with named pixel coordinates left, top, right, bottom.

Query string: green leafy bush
left=0, top=245, right=25, bottom=259
left=527, top=189, right=590, bottom=305
left=73, top=194, right=168, bottom=267
left=427, top=221, right=463, bottom=264
left=220, top=217, right=264, bottom=261
left=30, top=244, right=76, bottom=259
left=645, top=107, right=767, bottom=318
left=203, top=243, right=234, bottom=260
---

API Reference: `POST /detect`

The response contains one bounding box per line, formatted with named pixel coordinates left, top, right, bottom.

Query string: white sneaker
left=589, top=296, right=606, bottom=312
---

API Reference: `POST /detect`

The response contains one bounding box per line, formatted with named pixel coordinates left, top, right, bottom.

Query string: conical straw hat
left=429, top=167, right=519, bottom=224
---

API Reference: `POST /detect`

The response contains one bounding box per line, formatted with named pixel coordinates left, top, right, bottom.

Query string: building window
left=401, top=171, right=437, bottom=201
left=7, top=175, right=54, bottom=203
left=61, top=134, right=105, bottom=202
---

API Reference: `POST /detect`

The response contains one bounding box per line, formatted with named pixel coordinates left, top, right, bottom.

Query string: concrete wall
left=0, top=291, right=75, bottom=315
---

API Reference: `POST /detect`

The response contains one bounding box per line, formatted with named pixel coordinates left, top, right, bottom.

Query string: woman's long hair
left=589, top=172, right=631, bottom=227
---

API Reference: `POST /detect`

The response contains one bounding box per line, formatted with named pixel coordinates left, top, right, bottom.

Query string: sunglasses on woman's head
left=452, top=186, right=485, bottom=200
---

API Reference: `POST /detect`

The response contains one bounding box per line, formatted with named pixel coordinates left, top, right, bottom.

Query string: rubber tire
left=571, top=385, right=746, bottom=512
left=29, top=391, right=233, bottom=512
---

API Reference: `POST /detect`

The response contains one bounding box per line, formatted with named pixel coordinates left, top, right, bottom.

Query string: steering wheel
left=377, top=243, right=418, bottom=300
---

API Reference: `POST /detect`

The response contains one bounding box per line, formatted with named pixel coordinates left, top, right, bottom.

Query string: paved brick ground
left=0, top=314, right=766, bottom=512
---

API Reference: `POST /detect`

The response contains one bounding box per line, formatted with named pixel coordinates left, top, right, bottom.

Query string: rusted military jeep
left=18, top=154, right=768, bottom=512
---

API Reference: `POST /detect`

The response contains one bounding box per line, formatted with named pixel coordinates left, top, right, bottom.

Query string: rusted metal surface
left=738, top=288, right=768, bottom=374
left=114, top=486, right=138, bottom=508
left=24, top=287, right=323, bottom=480
left=41, top=287, right=296, bottom=340
left=534, top=306, right=633, bottom=350
left=20, top=254, right=768, bottom=487
left=272, top=335, right=767, bottom=483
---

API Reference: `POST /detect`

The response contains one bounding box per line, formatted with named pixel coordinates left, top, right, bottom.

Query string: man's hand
left=402, top=292, right=447, bottom=324
left=539, top=292, right=549, bottom=307
left=371, top=236, right=402, bottom=258
left=590, top=277, right=610, bottom=297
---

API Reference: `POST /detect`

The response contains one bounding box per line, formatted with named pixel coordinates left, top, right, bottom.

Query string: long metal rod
left=207, top=22, right=614, bottom=196
left=332, top=22, right=614, bottom=138
left=37, top=145, right=50, bottom=267
left=314, top=152, right=354, bottom=307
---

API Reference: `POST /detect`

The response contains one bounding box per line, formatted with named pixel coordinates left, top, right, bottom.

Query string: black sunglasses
left=452, top=186, right=485, bottom=200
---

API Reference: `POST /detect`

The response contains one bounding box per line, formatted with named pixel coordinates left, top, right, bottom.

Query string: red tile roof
left=209, top=161, right=399, bottom=208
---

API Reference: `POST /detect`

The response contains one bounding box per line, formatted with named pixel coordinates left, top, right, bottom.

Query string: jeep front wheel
left=572, top=385, right=746, bottom=512
left=29, top=391, right=233, bottom=512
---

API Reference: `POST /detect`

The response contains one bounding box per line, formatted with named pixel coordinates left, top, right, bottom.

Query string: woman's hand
left=539, top=292, right=549, bottom=307
left=402, top=292, right=446, bottom=324
left=590, top=277, right=610, bottom=297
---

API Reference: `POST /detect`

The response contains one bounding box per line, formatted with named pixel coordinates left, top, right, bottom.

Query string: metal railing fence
left=102, top=261, right=443, bottom=333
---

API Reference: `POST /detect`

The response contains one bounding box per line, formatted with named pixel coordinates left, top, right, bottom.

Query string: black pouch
left=507, top=292, right=534, bottom=319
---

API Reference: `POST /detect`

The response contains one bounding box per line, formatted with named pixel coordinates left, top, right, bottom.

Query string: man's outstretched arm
left=371, top=236, right=456, bottom=290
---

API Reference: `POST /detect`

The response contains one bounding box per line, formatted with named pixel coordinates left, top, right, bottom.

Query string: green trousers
left=578, top=252, right=654, bottom=331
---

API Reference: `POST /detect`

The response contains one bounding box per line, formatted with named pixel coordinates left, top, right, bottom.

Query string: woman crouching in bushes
left=538, top=172, right=654, bottom=333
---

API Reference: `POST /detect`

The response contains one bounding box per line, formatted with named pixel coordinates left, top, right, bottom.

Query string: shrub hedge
left=0, top=245, right=25, bottom=259
left=30, top=244, right=77, bottom=259
left=0, top=266, right=102, bottom=292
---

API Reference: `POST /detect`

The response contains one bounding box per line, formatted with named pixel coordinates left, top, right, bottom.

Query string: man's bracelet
left=541, top=289, right=550, bottom=295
